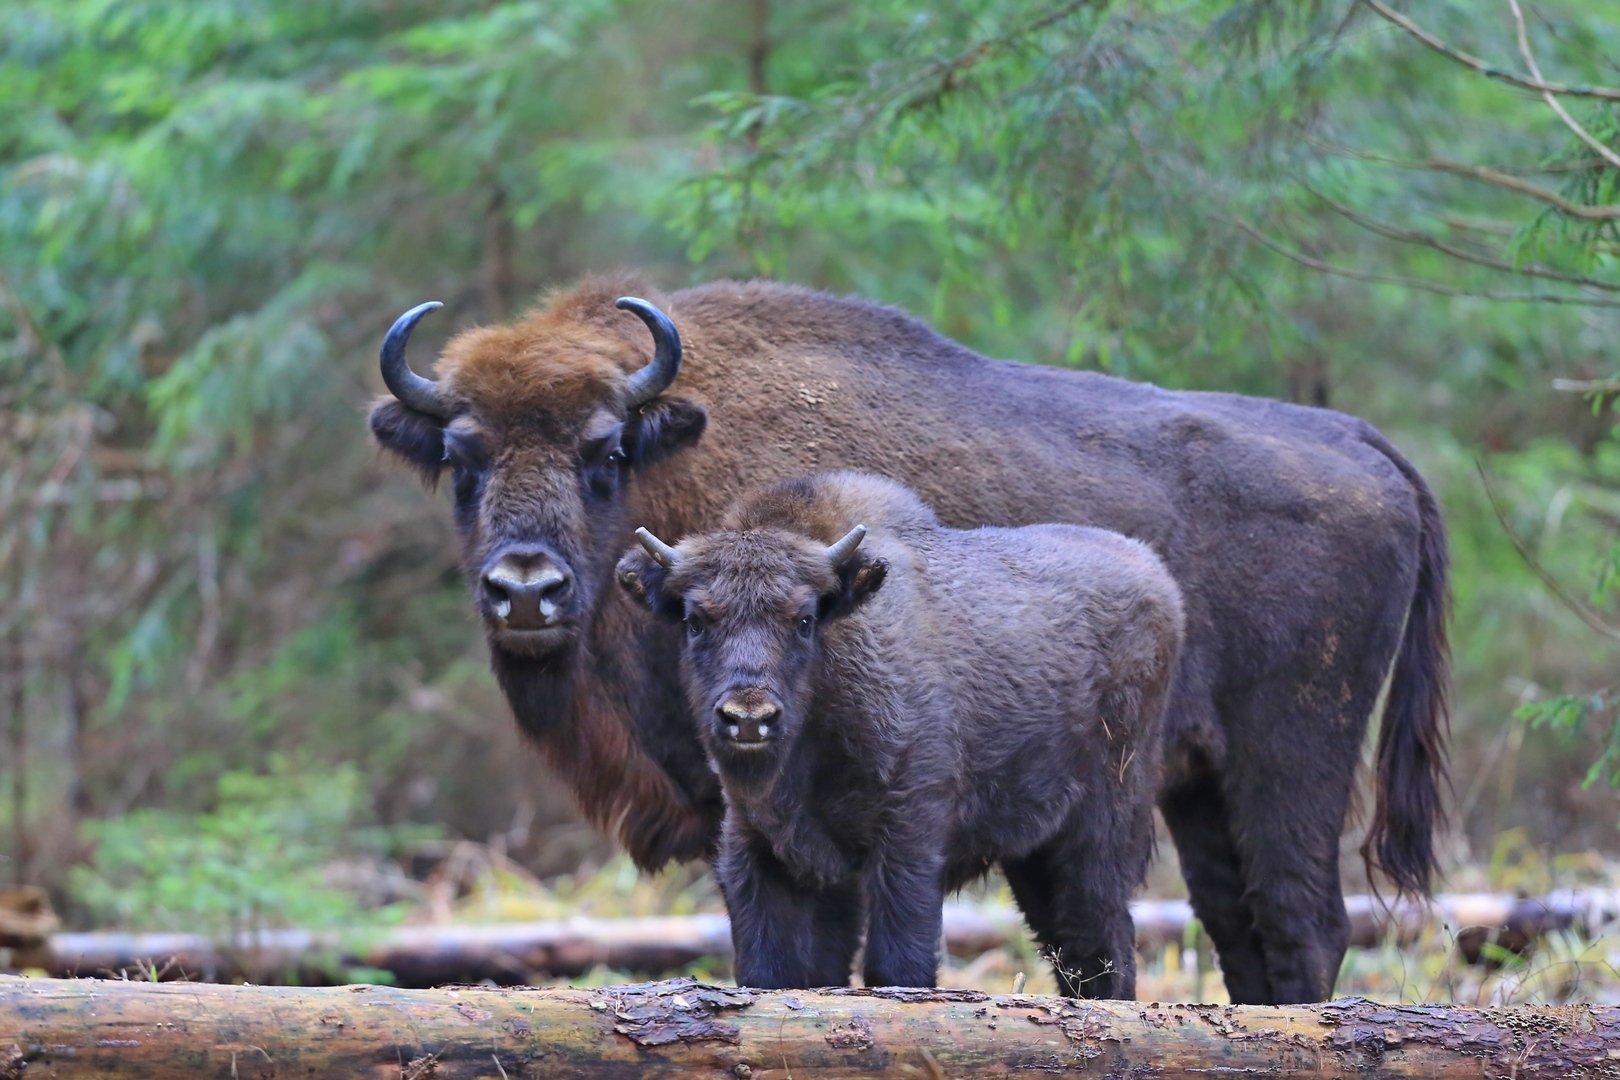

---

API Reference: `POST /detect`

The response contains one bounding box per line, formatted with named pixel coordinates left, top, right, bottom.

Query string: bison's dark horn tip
left=616, top=296, right=683, bottom=407
left=381, top=300, right=451, bottom=419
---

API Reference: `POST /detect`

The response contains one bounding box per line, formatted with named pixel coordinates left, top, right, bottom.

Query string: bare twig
left=745, top=0, right=769, bottom=148
left=1507, top=0, right=1620, bottom=171
left=1310, top=135, right=1609, bottom=176
left=1422, top=159, right=1620, bottom=221
left=1225, top=217, right=1620, bottom=306
left=1310, top=188, right=1620, bottom=292
left=1476, top=462, right=1620, bottom=642
left=1553, top=377, right=1620, bottom=394
left=1440, top=214, right=1620, bottom=253
left=841, top=0, right=1096, bottom=138
left=1304, top=140, right=1620, bottom=221
left=1361, top=0, right=1620, bottom=101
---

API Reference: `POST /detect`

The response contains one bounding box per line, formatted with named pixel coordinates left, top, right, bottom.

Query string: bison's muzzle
left=716, top=691, right=783, bottom=748
left=480, top=544, right=578, bottom=651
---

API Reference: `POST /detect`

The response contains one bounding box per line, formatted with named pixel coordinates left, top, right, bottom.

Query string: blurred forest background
left=3, top=0, right=1620, bottom=998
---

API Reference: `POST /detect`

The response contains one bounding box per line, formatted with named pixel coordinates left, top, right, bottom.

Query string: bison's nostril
left=716, top=697, right=782, bottom=743
left=482, top=553, right=573, bottom=628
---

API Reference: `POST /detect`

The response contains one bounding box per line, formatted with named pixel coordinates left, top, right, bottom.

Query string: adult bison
left=368, top=274, right=1448, bottom=1004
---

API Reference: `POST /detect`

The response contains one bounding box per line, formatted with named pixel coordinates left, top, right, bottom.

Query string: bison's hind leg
left=1158, top=761, right=1274, bottom=1003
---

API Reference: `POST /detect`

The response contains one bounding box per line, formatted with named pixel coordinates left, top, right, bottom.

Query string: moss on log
left=4, top=974, right=1619, bottom=1078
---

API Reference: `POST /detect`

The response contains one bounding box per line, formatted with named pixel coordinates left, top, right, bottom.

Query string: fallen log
left=3, top=974, right=1617, bottom=1079
left=17, top=888, right=1618, bottom=987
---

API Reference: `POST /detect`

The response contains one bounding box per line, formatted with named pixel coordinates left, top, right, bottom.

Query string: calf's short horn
left=635, top=527, right=681, bottom=569
left=825, top=524, right=867, bottom=567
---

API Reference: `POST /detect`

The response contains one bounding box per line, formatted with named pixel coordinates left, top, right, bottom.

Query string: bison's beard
left=492, top=644, right=581, bottom=741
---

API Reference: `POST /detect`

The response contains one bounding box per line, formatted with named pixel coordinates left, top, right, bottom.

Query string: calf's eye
left=797, top=614, right=814, bottom=636
left=686, top=617, right=705, bottom=638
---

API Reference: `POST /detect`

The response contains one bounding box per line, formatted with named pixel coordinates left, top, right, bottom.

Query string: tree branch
left=1225, top=217, right=1620, bottom=306
left=1309, top=188, right=1620, bottom=292
left=1553, top=376, right=1620, bottom=394
left=1361, top=0, right=1620, bottom=101
left=1439, top=214, right=1583, bottom=241
left=745, top=0, right=769, bottom=148
left=848, top=0, right=1097, bottom=134
left=1507, top=0, right=1620, bottom=171
left=1307, top=140, right=1620, bottom=220
left=1421, top=158, right=1620, bottom=221
left=1477, top=462, right=1620, bottom=643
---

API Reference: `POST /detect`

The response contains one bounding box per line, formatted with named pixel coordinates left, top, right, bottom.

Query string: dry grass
left=412, top=837, right=1620, bottom=1005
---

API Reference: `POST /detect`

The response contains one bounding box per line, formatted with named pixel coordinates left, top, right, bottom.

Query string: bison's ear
left=823, top=556, right=888, bottom=622
left=626, top=397, right=707, bottom=470
left=370, top=399, right=446, bottom=487
left=616, top=548, right=682, bottom=620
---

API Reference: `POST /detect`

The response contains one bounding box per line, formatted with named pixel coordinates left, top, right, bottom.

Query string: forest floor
left=411, top=837, right=1620, bottom=1006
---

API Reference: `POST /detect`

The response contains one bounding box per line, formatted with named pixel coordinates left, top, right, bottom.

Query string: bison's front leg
left=861, top=847, right=945, bottom=988
left=719, top=816, right=840, bottom=989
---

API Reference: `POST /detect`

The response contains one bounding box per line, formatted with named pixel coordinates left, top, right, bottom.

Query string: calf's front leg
left=719, top=820, right=826, bottom=989
left=861, top=849, right=945, bottom=988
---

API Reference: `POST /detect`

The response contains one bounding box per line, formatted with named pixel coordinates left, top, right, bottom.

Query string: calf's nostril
left=716, top=698, right=782, bottom=742
left=482, top=578, right=513, bottom=621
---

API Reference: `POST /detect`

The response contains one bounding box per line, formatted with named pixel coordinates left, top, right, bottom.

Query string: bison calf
left=615, top=471, right=1183, bottom=997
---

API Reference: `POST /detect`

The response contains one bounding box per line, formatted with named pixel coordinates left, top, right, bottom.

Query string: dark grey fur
left=616, top=472, right=1184, bottom=997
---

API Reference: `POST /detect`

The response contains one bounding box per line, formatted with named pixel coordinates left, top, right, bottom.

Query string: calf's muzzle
left=715, top=691, right=783, bottom=746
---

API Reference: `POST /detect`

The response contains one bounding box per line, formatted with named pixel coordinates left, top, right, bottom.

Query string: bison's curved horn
left=635, top=527, right=681, bottom=569
left=616, top=297, right=683, bottom=407
left=380, top=301, right=451, bottom=419
left=825, top=524, right=867, bottom=568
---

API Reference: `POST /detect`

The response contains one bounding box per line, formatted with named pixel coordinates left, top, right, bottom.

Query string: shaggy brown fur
left=369, top=272, right=1449, bottom=1005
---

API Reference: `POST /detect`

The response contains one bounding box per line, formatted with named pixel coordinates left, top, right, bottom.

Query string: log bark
left=19, top=889, right=1616, bottom=987
left=3, top=974, right=1617, bottom=1079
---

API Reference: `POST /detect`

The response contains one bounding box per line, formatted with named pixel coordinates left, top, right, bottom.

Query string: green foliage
left=2, top=0, right=1618, bottom=903
left=69, top=758, right=432, bottom=938
left=1514, top=385, right=1620, bottom=795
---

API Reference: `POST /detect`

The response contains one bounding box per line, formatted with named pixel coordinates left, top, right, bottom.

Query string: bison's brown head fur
left=369, top=274, right=708, bottom=674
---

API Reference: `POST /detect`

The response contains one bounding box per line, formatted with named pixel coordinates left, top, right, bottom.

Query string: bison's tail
left=1359, top=427, right=1451, bottom=898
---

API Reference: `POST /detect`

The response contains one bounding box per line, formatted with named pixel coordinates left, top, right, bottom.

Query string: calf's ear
left=370, top=399, right=446, bottom=487
left=627, top=397, right=707, bottom=469
left=616, top=548, right=682, bottom=620
left=823, top=556, right=888, bottom=622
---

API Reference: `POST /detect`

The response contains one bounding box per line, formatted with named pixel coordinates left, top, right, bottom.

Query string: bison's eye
left=797, top=614, right=814, bottom=638
left=685, top=615, right=707, bottom=638
left=582, top=437, right=628, bottom=501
